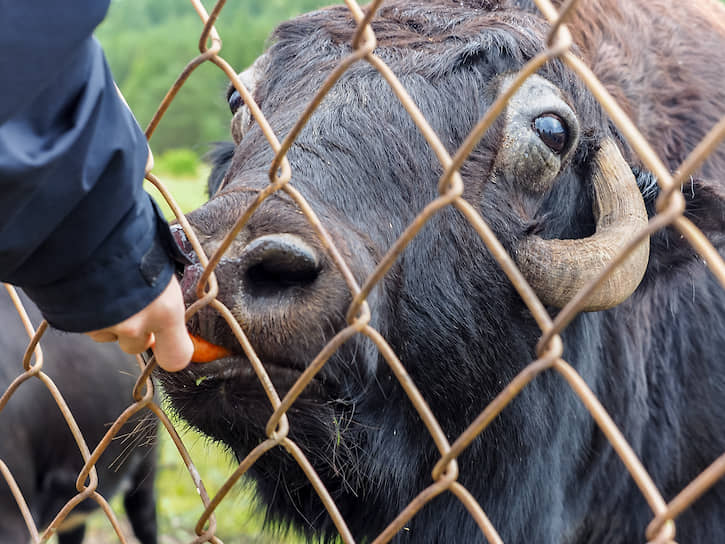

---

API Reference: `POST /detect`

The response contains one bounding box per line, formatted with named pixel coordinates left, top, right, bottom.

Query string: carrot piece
left=188, top=333, right=231, bottom=363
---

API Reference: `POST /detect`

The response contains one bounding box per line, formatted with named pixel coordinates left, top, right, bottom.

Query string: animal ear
left=638, top=171, right=725, bottom=269
left=682, top=177, right=725, bottom=237
left=632, top=166, right=725, bottom=237
left=204, top=142, right=236, bottom=198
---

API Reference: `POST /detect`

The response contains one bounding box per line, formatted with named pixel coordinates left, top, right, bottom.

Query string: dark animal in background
left=161, top=0, right=725, bottom=542
left=0, top=289, right=158, bottom=544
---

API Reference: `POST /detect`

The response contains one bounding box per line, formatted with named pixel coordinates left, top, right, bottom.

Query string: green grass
left=81, top=427, right=299, bottom=544
left=144, top=167, right=211, bottom=219
left=153, top=426, right=285, bottom=544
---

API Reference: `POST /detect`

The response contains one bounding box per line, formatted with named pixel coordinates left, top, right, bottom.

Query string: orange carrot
left=188, top=333, right=231, bottom=363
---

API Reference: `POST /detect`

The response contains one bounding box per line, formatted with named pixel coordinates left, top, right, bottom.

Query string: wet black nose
left=242, top=234, right=320, bottom=292
left=179, top=205, right=356, bottom=356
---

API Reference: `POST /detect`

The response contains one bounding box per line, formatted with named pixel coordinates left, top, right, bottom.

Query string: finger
left=86, top=331, right=118, bottom=343
left=146, top=277, right=192, bottom=371
left=152, top=323, right=193, bottom=372
left=117, top=332, right=155, bottom=355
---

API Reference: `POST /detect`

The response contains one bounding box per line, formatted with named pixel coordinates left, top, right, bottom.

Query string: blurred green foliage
left=96, top=0, right=331, bottom=154
left=155, top=148, right=202, bottom=178
left=144, top=168, right=210, bottom=219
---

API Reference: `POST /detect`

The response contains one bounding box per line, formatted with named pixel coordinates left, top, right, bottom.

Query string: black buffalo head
left=157, top=1, right=725, bottom=542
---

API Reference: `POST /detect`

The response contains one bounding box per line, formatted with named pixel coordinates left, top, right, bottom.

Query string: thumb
left=152, top=322, right=194, bottom=372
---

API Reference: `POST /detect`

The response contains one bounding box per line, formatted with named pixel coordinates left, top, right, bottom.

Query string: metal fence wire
left=3, top=0, right=725, bottom=542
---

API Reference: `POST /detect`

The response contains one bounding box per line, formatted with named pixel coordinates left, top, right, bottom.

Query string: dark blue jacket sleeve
left=0, top=2, right=177, bottom=332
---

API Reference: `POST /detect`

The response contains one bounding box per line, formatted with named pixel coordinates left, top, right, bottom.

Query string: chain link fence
left=3, top=0, right=725, bottom=542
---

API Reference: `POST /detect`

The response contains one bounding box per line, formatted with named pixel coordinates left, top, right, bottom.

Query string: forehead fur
left=255, top=0, right=596, bottom=124
left=269, top=1, right=551, bottom=77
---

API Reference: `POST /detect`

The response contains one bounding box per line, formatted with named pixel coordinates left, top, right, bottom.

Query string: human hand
left=85, top=276, right=192, bottom=372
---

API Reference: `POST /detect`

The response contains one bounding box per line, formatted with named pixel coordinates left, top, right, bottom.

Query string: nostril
left=242, top=234, right=320, bottom=290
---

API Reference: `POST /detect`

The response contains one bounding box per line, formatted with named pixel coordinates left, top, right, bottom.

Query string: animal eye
left=228, top=89, right=244, bottom=114
left=533, top=114, right=569, bottom=154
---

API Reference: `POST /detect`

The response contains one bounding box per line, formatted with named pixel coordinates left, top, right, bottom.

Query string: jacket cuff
left=24, top=196, right=177, bottom=332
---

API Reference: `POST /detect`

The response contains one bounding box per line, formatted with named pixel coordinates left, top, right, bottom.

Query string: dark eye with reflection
left=228, top=89, right=243, bottom=114
left=533, top=113, right=569, bottom=154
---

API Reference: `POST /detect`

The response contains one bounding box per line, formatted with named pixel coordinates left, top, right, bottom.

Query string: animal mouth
left=180, top=354, right=327, bottom=398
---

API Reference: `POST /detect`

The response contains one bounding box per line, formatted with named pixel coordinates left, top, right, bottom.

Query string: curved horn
left=516, top=138, right=650, bottom=312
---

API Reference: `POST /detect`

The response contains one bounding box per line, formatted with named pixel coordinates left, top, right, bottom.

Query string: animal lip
left=183, top=354, right=325, bottom=394
left=185, top=355, right=253, bottom=381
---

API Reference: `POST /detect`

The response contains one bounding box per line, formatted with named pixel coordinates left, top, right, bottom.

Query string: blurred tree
left=96, top=0, right=331, bottom=153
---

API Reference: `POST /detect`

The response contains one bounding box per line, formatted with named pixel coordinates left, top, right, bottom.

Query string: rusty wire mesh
left=3, top=0, right=725, bottom=542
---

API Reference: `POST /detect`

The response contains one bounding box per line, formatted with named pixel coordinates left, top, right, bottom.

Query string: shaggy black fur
left=160, top=1, right=725, bottom=542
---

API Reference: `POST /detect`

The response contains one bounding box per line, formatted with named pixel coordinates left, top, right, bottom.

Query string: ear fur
left=637, top=169, right=725, bottom=270
left=682, top=177, right=725, bottom=244
left=204, top=142, right=236, bottom=198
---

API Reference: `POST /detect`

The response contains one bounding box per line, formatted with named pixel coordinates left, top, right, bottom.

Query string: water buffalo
left=159, top=1, right=725, bottom=542
left=0, top=289, right=158, bottom=544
